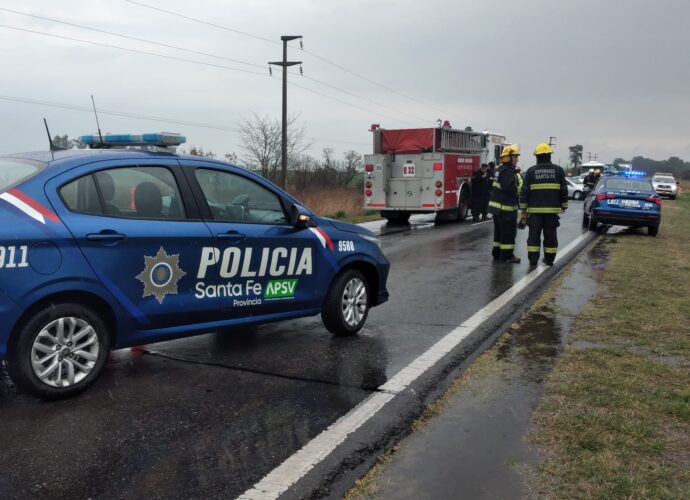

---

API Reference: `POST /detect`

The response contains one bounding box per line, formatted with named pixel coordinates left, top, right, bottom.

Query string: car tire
left=670, top=195, right=676, bottom=200
left=321, top=269, right=370, bottom=337
left=573, top=191, right=583, bottom=200
left=648, top=225, right=659, bottom=237
left=7, top=302, right=111, bottom=400
left=588, top=215, right=599, bottom=232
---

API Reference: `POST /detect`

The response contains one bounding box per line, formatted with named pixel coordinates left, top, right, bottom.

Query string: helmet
left=500, top=145, right=520, bottom=158
left=534, top=143, right=554, bottom=155
left=589, top=169, right=594, bottom=173
left=595, top=169, right=601, bottom=174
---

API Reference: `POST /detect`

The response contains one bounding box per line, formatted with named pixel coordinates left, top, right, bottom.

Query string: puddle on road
left=368, top=241, right=612, bottom=500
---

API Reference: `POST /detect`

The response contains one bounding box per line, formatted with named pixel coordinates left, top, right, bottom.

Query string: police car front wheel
left=322, top=269, right=370, bottom=336
left=8, top=303, right=111, bottom=400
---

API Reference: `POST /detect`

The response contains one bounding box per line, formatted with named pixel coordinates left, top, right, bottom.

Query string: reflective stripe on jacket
left=488, top=162, right=519, bottom=213
left=519, top=162, right=569, bottom=213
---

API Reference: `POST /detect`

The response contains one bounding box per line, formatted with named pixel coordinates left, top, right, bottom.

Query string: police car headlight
left=360, top=233, right=381, bottom=248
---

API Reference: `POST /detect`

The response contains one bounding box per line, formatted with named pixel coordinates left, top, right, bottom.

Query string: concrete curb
left=283, top=230, right=599, bottom=499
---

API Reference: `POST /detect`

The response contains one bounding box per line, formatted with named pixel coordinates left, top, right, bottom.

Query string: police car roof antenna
left=90, top=94, right=105, bottom=148
left=43, top=118, right=66, bottom=152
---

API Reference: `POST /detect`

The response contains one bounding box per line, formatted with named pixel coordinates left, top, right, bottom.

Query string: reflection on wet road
left=375, top=240, right=609, bottom=500
left=0, top=205, right=589, bottom=499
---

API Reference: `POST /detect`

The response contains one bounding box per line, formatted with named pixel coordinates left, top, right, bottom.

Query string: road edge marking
left=238, top=230, right=594, bottom=500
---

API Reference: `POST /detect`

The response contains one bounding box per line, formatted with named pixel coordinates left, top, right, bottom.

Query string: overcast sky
left=1, top=0, right=689, bottom=165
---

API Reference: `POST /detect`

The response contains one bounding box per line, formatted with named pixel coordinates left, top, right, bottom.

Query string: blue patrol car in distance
left=582, top=171, right=662, bottom=236
left=0, top=133, right=389, bottom=399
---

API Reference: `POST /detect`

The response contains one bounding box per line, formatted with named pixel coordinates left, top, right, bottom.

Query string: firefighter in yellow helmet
left=519, top=143, right=568, bottom=266
left=488, top=145, right=521, bottom=263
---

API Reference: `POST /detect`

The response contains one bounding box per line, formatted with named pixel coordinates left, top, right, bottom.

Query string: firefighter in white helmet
left=488, top=145, right=521, bottom=263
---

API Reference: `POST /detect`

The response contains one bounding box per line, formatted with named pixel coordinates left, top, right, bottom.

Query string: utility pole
left=548, top=136, right=556, bottom=147
left=269, top=35, right=302, bottom=190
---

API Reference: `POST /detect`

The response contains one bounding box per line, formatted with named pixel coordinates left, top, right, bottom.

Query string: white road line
left=471, top=219, right=492, bottom=226
left=238, top=230, right=594, bottom=500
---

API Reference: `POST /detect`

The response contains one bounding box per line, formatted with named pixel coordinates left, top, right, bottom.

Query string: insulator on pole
left=300, top=39, right=303, bottom=50
left=269, top=66, right=272, bottom=76
left=299, top=65, right=303, bottom=75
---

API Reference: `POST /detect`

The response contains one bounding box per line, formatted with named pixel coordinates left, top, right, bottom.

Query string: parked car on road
left=566, top=177, right=584, bottom=200
left=651, top=174, right=678, bottom=199
left=583, top=173, right=662, bottom=236
left=0, top=133, right=390, bottom=399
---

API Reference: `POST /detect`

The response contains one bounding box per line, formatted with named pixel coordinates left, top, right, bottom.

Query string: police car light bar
left=79, top=132, right=186, bottom=148
left=619, top=170, right=646, bottom=177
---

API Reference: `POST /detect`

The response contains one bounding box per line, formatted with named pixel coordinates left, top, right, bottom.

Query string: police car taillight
left=646, top=196, right=662, bottom=205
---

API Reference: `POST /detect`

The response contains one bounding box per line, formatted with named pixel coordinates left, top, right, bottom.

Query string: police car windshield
left=604, top=178, right=652, bottom=192
left=0, top=158, right=45, bottom=193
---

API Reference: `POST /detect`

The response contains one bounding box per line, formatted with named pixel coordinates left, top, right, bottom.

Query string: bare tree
left=238, top=112, right=310, bottom=182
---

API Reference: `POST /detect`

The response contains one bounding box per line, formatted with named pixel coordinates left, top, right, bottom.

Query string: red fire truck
left=363, top=124, right=509, bottom=223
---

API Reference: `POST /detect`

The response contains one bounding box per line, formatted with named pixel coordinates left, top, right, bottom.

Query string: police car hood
left=324, top=218, right=376, bottom=236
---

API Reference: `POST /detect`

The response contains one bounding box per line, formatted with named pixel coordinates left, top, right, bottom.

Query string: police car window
left=0, top=158, right=45, bottom=193
left=604, top=179, right=652, bottom=191
left=92, top=166, right=186, bottom=219
left=60, top=175, right=102, bottom=215
left=194, top=168, right=287, bottom=224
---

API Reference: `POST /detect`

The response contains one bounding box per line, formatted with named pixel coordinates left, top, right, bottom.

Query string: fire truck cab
left=363, top=125, right=508, bottom=223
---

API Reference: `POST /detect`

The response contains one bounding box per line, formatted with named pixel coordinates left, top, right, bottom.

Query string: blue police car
left=0, top=133, right=389, bottom=399
left=582, top=171, right=662, bottom=236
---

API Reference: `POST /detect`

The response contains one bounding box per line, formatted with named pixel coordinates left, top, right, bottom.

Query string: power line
left=124, top=0, right=280, bottom=46
left=0, top=6, right=267, bottom=70
left=1, top=6, right=430, bottom=123
left=0, top=24, right=270, bottom=77
left=0, top=24, right=421, bottom=127
left=122, top=0, right=484, bottom=129
left=0, top=94, right=372, bottom=148
left=0, top=94, right=238, bottom=131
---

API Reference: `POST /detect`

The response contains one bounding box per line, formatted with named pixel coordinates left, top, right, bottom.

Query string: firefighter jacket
left=519, top=162, right=569, bottom=214
left=488, top=162, right=519, bottom=213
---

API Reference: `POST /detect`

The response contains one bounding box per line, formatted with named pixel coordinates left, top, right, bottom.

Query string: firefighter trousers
left=527, top=213, right=559, bottom=264
left=492, top=210, right=517, bottom=260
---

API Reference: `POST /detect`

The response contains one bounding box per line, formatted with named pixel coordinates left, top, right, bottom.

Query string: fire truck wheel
left=456, top=189, right=470, bottom=221
left=321, top=269, right=370, bottom=336
left=382, top=211, right=410, bottom=224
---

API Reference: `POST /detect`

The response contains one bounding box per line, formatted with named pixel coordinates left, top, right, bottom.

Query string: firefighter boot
left=503, top=255, right=522, bottom=264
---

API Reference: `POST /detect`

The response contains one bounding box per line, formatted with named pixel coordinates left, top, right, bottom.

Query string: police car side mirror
left=291, top=204, right=316, bottom=228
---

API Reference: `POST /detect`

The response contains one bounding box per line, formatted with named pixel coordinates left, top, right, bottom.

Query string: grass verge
left=530, top=190, right=690, bottom=498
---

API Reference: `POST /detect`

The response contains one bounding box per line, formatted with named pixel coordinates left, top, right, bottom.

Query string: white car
left=652, top=174, right=678, bottom=199
left=566, top=177, right=585, bottom=200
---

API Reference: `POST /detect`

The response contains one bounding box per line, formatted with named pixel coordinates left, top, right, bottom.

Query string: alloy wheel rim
left=31, top=317, right=100, bottom=388
left=341, top=278, right=367, bottom=327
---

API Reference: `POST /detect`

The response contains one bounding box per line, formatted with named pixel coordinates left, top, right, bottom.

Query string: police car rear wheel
left=322, top=270, right=370, bottom=336
left=8, top=303, right=111, bottom=400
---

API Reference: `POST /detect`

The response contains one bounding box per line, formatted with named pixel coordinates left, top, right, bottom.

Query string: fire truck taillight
left=365, top=190, right=373, bottom=197
left=433, top=163, right=443, bottom=171
left=435, top=181, right=443, bottom=188
left=365, top=181, right=372, bottom=188
left=365, top=164, right=374, bottom=172
left=435, top=189, right=443, bottom=197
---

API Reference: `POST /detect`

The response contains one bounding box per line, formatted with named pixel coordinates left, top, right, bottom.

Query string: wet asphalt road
left=0, top=205, right=588, bottom=500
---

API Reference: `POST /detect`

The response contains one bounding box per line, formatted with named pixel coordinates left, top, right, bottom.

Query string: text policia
left=194, top=246, right=312, bottom=303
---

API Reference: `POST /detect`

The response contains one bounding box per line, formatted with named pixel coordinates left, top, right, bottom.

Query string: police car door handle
left=86, top=231, right=126, bottom=242
left=217, top=231, right=246, bottom=242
